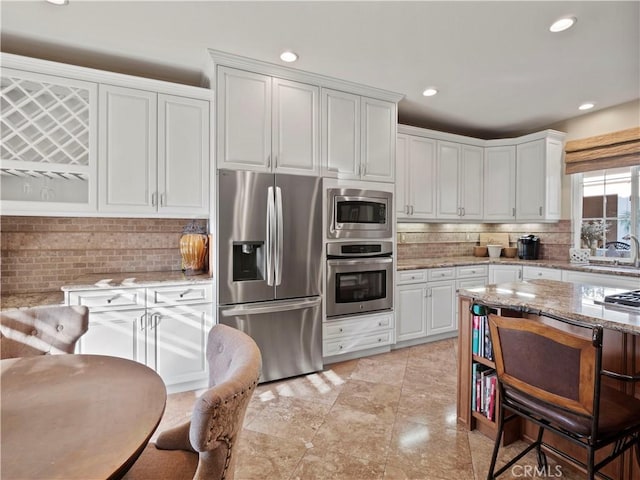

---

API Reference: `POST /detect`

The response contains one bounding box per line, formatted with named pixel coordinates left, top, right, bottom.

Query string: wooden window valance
left=564, top=126, right=640, bottom=174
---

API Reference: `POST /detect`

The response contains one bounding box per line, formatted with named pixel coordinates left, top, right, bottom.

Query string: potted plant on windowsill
left=580, top=220, right=609, bottom=256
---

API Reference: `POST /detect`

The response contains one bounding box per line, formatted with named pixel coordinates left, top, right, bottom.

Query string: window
left=575, top=165, right=640, bottom=260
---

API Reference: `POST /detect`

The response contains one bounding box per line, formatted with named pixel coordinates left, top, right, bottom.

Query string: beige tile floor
left=156, top=338, right=583, bottom=480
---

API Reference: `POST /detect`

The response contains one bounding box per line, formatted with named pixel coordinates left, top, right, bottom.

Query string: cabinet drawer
left=397, top=270, right=427, bottom=284
left=456, top=278, right=488, bottom=290
left=148, top=284, right=213, bottom=305
left=428, top=268, right=455, bottom=281
left=324, top=330, right=393, bottom=356
left=522, top=266, right=562, bottom=281
left=456, top=265, right=488, bottom=278
left=324, top=312, right=393, bottom=339
left=68, top=289, right=143, bottom=311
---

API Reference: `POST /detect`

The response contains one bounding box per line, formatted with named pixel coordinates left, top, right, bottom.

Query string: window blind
left=564, top=126, right=640, bottom=174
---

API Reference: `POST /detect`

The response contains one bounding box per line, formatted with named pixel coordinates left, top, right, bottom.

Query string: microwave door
left=217, top=169, right=276, bottom=305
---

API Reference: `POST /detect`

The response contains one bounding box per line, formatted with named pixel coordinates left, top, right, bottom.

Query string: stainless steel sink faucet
left=629, top=234, right=640, bottom=268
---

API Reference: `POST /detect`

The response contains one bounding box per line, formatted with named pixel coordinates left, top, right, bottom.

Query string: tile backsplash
left=397, top=220, right=572, bottom=261
left=0, top=216, right=207, bottom=295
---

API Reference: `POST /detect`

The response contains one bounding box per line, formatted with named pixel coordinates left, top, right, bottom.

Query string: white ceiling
left=1, top=1, right=638, bottom=138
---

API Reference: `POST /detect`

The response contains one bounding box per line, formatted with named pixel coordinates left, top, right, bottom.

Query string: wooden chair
left=487, top=314, right=640, bottom=480
left=123, top=324, right=262, bottom=480
left=0, top=305, right=89, bottom=358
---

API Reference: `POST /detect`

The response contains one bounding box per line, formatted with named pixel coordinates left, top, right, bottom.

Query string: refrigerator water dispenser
left=232, top=241, right=265, bottom=281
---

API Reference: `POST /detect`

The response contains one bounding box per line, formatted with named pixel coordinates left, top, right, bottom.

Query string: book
left=472, top=315, right=480, bottom=355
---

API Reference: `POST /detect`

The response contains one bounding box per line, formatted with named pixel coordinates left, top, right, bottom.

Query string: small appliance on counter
left=517, top=235, right=540, bottom=260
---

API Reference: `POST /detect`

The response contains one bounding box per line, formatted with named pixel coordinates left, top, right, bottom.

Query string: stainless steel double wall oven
left=326, top=187, right=394, bottom=319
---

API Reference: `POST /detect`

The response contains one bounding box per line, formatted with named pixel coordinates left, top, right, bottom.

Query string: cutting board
left=479, top=233, right=510, bottom=248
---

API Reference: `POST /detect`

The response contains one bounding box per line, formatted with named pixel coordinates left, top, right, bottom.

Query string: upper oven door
left=328, top=189, right=392, bottom=239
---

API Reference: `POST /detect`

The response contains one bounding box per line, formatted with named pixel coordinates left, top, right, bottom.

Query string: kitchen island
left=457, top=279, right=640, bottom=480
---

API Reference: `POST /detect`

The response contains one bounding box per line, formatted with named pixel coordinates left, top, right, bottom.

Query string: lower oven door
left=326, top=256, right=393, bottom=318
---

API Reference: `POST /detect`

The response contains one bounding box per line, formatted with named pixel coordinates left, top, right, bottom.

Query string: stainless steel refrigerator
left=217, top=169, right=323, bottom=382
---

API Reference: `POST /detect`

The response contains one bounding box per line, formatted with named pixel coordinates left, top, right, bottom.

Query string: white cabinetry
left=396, top=266, right=485, bottom=346
left=217, top=66, right=318, bottom=175
left=323, top=311, right=394, bottom=357
left=1, top=53, right=211, bottom=218
left=427, top=276, right=457, bottom=335
left=322, top=88, right=396, bottom=182
left=484, top=131, right=564, bottom=222
left=483, top=146, right=516, bottom=221
left=522, top=266, right=562, bottom=281
left=396, top=134, right=436, bottom=219
left=488, top=264, right=522, bottom=283
left=67, top=282, right=213, bottom=393
left=515, top=135, right=563, bottom=221
left=99, top=86, right=210, bottom=216
left=436, top=141, right=483, bottom=220
left=0, top=66, right=98, bottom=214
left=396, top=270, right=428, bottom=342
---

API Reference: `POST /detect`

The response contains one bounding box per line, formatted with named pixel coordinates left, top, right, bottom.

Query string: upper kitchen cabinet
left=435, top=141, right=483, bottom=220
left=0, top=64, right=98, bottom=215
left=515, top=133, right=564, bottom=221
left=1, top=53, right=212, bottom=218
left=483, top=145, right=516, bottom=221
left=208, top=50, right=403, bottom=181
left=396, top=131, right=436, bottom=219
left=484, top=130, right=565, bottom=222
left=322, top=88, right=396, bottom=183
left=216, top=66, right=319, bottom=175
left=99, top=85, right=210, bottom=216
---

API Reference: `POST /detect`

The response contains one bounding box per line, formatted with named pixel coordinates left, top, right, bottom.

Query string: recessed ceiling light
left=280, top=51, right=298, bottom=63
left=422, top=88, right=438, bottom=97
left=550, top=16, right=576, bottom=33
left=578, top=102, right=595, bottom=111
left=46, top=0, right=69, bottom=5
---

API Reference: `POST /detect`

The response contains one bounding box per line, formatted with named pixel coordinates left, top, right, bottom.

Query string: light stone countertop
left=60, top=271, right=213, bottom=291
left=397, top=256, right=640, bottom=278
left=2, top=271, right=213, bottom=310
left=458, top=279, right=640, bottom=335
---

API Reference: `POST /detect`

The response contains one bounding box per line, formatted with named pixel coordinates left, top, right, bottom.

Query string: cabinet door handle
left=140, top=313, right=147, bottom=331
left=410, top=205, right=414, bottom=215
left=361, top=163, right=366, bottom=176
left=461, top=207, right=465, bottom=216
left=539, top=206, right=543, bottom=216
left=151, top=192, right=158, bottom=207
left=512, top=207, right=516, bottom=217
left=405, top=205, right=409, bottom=215
left=518, top=270, right=522, bottom=280
left=266, top=154, right=271, bottom=168
left=160, top=193, right=166, bottom=207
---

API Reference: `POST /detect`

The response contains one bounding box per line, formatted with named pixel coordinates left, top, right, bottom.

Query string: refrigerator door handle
left=275, top=186, right=284, bottom=286
left=220, top=297, right=321, bottom=316
left=266, top=186, right=275, bottom=286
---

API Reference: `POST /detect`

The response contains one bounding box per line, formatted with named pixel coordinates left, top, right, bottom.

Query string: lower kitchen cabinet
left=426, top=279, right=457, bottom=335
left=488, top=264, right=522, bottom=283
left=323, top=311, right=394, bottom=358
left=396, top=282, right=428, bottom=342
left=67, top=282, right=213, bottom=393
left=396, top=266, right=484, bottom=346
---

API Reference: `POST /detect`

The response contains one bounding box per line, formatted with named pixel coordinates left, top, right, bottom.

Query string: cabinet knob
left=338, top=344, right=343, bottom=350
left=378, top=338, right=382, bottom=342
left=339, top=327, right=343, bottom=332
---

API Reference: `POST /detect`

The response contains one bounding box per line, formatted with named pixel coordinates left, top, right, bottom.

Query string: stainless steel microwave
left=327, top=188, right=393, bottom=239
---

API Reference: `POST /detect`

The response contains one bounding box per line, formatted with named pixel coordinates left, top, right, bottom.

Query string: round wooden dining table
left=1, top=354, right=167, bottom=480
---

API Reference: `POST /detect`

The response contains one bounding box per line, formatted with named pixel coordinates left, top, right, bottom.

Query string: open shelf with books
left=457, top=295, right=523, bottom=444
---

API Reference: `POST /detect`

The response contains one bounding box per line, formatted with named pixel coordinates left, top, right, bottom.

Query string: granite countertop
left=60, top=271, right=213, bottom=291
left=2, top=271, right=213, bottom=310
left=458, top=279, right=640, bottom=335
left=396, top=256, right=640, bottom=277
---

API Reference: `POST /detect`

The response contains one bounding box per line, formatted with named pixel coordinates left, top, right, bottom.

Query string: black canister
left=517, top=235, right=540, bottom=260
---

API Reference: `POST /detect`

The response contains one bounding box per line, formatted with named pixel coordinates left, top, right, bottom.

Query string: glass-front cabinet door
left=0, top=68, right=97, bottom=214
